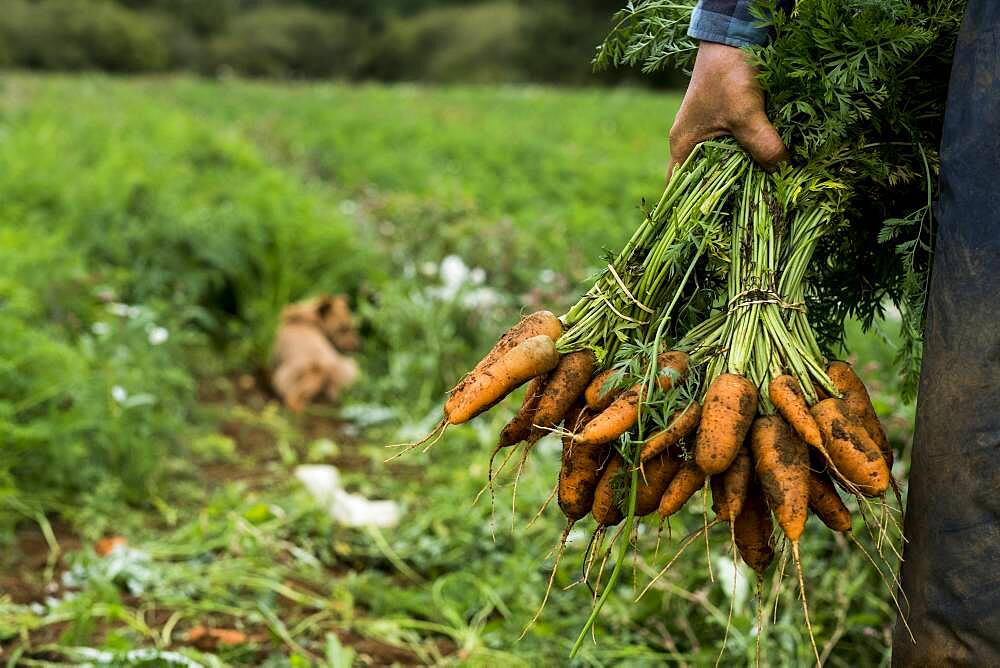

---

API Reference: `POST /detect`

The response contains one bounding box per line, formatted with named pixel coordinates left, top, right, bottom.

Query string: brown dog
left=271, top=294, right=360, bottom=412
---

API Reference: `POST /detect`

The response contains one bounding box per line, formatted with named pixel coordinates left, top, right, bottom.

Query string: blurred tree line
left=0, top=0, right=682, bottom=85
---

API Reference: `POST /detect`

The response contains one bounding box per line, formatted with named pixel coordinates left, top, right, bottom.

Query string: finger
left=666, top=129, right=702, bottom=182
left=731, top=111, right=790, bottom=171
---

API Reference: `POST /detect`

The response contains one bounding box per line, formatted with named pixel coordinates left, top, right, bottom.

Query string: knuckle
left=754, top=140, right=788, bottom=169
left=668, top=125, right=689, bottom=151
left=765, top=142, right=786, bottom=162
left=729, top=107, right=760, bottom=131
left=667, top=125, right=682, bottom=145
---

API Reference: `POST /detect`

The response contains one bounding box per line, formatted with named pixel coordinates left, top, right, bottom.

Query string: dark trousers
left=892, top=1, right=1000, bottom=665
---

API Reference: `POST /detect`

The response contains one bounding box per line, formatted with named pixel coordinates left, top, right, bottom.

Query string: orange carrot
left=573, top=384, right=642, bottom=447
left=584, top=368, right=622, bottom=411
left=558, top=412, right=608, bottom=523
left=769, top=374, right=822, bottom=449
left=658, top=462, right=706, bottom=518
left=446, top=335, right=559, bottom=425
left=395, top=314, right=561, bottom=458
left=711, top=445, right=752, bottom=522
left=808, top=469, right=852, bottom=533
left=750, top=416, right=820, bottom=666
left=470, top=310, right=561, bottom=377
left=634, top=451, right=683, bottom=516
left=750, top=416, right=809, bottom=542
left=574, top=350, right=689, bottom=447
left=826, top=361, right=892, bottom=467
left=810, top=398, right=891, bottom=497
left=639, top=402, right=701, bottom=462
left=591, top=453, right=625, bottom=526
left=655, top=351, right=689, bottom=392
left=735, top=474, right=781, bottom=662
left=694, top=374, right=758, bottom=474
left=529, top=350, right=595, bottom=440
left=734, top=476, right=774, bottom=575
left=498, top=375, right=547, bottom=448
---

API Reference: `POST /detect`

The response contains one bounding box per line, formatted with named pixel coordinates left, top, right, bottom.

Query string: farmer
left=667, top=1, right=999, bottom=664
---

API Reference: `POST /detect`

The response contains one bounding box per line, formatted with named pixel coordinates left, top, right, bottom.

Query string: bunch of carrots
left=395, top=143, right=913, bottom=663
left=404, top=311, right=897, bottom=660
left=390, top=0, right=968, bottom=660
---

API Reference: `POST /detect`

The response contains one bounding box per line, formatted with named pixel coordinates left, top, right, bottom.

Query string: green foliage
left=0, top=0, right=645, bottom=86
left=0, top=75, right=673, bottom=530
left=142, top=10, right=202, bottom=69
left=146, top=0, right=240, bottom=36
left=372, top=2, right=525, bottom=83
left=516, top=0, right=666, bottom=86
left=595, top=0, right=701, bottom=74
left=0, top=0, right=168, bottom=72
left=0, top=226, right=196, bottom=531
left=595, top=0, right=962, bottom=396
left=205, top=6, right=369, bottom=78
left=0, top=76, right=912, bottom=665
left=760, top=0, right=958, bottom=395
left=0, top=76, right=377, bottom=526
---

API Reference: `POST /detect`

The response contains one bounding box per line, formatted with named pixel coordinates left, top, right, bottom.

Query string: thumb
left=666, top=130, right=701, bottom=183
left=731, top=111, right=789, bottom=171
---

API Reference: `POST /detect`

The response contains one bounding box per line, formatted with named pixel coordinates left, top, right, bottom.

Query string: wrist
left=691, top=41, right=760, bottom=92
left=696, top=41, right=753, bottom=69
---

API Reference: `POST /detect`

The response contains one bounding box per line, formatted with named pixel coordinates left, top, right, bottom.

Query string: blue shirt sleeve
left=687, top=0, right=788, bottom=48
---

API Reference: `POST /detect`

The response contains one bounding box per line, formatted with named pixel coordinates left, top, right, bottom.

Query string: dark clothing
left=892, top=1, right=1000, bottom=665
left=691, top=0, right=1000, bottom=663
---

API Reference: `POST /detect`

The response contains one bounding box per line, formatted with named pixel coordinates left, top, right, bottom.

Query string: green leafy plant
left=0, top=74, right=918, bottom=665
left=594, top=0, right=960, bottom=395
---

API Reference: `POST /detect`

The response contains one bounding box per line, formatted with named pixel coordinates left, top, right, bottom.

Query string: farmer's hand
left=668, top=41, right=789, bottom=177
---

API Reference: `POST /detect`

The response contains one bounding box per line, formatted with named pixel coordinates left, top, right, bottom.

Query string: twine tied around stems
left=727, top=288, right=805, bottom=313
left=606, top=264, right=656, bottom=315
left=592, top=285, right=648, bottom=325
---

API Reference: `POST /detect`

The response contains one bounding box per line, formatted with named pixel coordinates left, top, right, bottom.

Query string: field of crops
left=0, top=75, right=914, bottom=666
